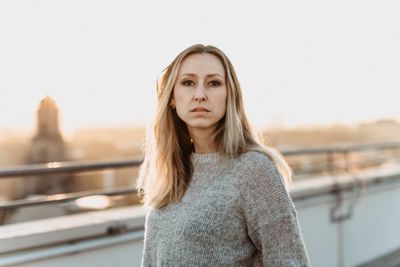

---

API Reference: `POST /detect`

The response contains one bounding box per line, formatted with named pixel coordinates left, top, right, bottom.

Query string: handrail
left=0, top=187, right=138, bottom=210
left=0, top=158, right=142, bottom=179
left=281, top=141, right=400, bottom=156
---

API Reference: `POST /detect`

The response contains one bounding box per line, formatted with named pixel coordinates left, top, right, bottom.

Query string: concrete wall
left=1, top=164, right=400, bottom=267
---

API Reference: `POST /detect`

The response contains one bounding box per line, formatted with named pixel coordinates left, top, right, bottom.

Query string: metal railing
left=282, top=141, right=400, bottom=156
left=0, top=159, right=142, bottom=210
left=284, top=141, right=400, bottom=174
left=1, top=142, right=400, bottom=210
left=0, top=159, right=142, bottom=178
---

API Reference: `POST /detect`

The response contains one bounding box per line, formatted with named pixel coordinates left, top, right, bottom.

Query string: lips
left=191, top=107, right=210, bottom=112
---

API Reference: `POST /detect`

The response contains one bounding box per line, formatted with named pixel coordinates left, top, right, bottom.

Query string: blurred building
left=27, top=96, right=66, bottom=164
left=358, top=119, right=400, bottom=143
left=25, top=96, right=71, bottom=194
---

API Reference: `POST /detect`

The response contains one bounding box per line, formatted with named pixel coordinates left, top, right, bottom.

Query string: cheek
left=173, top=88, right=189, bottom=107
left=216, top=91, right=228, bottom=114
left=173, top=89, right=188, bottom=119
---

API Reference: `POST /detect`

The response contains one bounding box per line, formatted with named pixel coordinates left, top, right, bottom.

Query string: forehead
left=178, top=53, right=225, bottom=77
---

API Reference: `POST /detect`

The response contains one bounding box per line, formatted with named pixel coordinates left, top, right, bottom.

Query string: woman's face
left=172, top=53, right=227, bottom=137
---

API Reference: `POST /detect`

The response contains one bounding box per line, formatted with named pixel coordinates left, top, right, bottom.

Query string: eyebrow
left=179, top=73, right=225, bottom=78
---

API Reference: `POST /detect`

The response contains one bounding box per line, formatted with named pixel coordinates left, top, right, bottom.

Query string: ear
left=170, top=98, right=176, bottom=109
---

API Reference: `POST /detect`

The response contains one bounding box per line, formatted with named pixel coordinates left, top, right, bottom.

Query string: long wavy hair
left=136, top=44, right=293, bottom=209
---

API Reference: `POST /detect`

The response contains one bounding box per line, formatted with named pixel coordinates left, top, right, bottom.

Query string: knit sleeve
left=239, top=152, right=311, bottom=267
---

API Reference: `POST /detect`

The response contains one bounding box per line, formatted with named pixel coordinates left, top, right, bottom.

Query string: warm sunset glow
left=46, top=162, right=61, bottom=168
left=75, top=195, right=111, bottom=210
left=0, top=1, right=398, bottom=133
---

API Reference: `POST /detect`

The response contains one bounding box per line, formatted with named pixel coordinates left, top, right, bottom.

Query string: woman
left=137, top=44, right=311, bottom=266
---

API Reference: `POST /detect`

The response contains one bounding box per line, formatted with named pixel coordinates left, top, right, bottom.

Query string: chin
left=186, top=120, right=219, bottom=130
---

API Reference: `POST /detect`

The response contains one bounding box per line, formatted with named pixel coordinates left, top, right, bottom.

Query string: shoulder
left=236, top=151, right=285, bottom=188
left=238, top=151, right=276, bottom=171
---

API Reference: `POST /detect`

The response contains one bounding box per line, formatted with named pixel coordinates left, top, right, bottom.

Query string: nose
left=193, top=85, right=207, bottom=102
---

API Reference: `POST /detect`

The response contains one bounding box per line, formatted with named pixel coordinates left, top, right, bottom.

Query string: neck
left=189, top=128, right=217, bottom=154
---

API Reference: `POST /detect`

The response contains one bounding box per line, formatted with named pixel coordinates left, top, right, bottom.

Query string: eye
left=208, top=80, right=222, bottom=87
left=181, top=80, right=195, bottom=86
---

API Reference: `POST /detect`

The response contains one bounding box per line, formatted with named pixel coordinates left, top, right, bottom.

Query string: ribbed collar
left=190, top=152, right=223, bottom=165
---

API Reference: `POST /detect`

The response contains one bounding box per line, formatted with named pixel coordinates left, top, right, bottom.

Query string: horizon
left=1, top=113, right=399, bottom=138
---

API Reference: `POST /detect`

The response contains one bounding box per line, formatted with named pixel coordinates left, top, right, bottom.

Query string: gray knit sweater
left=141, top=151, right=311, bottom=266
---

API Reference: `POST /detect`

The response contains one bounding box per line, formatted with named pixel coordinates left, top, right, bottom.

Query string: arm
left=240, top=153, right=311, bottom=267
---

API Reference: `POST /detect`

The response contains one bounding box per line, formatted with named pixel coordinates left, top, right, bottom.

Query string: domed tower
left=26, top=96, right=70, bottom=194
left=36, top=96, right=63, bottom=138
left=27, top=96, right=65, bottom=164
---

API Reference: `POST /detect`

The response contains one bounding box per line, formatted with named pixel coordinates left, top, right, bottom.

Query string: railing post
left=102, top=169, right=115, bottom=189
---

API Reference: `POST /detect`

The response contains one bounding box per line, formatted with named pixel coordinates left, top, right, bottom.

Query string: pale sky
left=1, top=0, right=399, bottom=135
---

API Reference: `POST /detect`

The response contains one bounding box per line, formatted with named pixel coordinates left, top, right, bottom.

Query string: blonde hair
left=136, top=44, right=293, bottom=209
